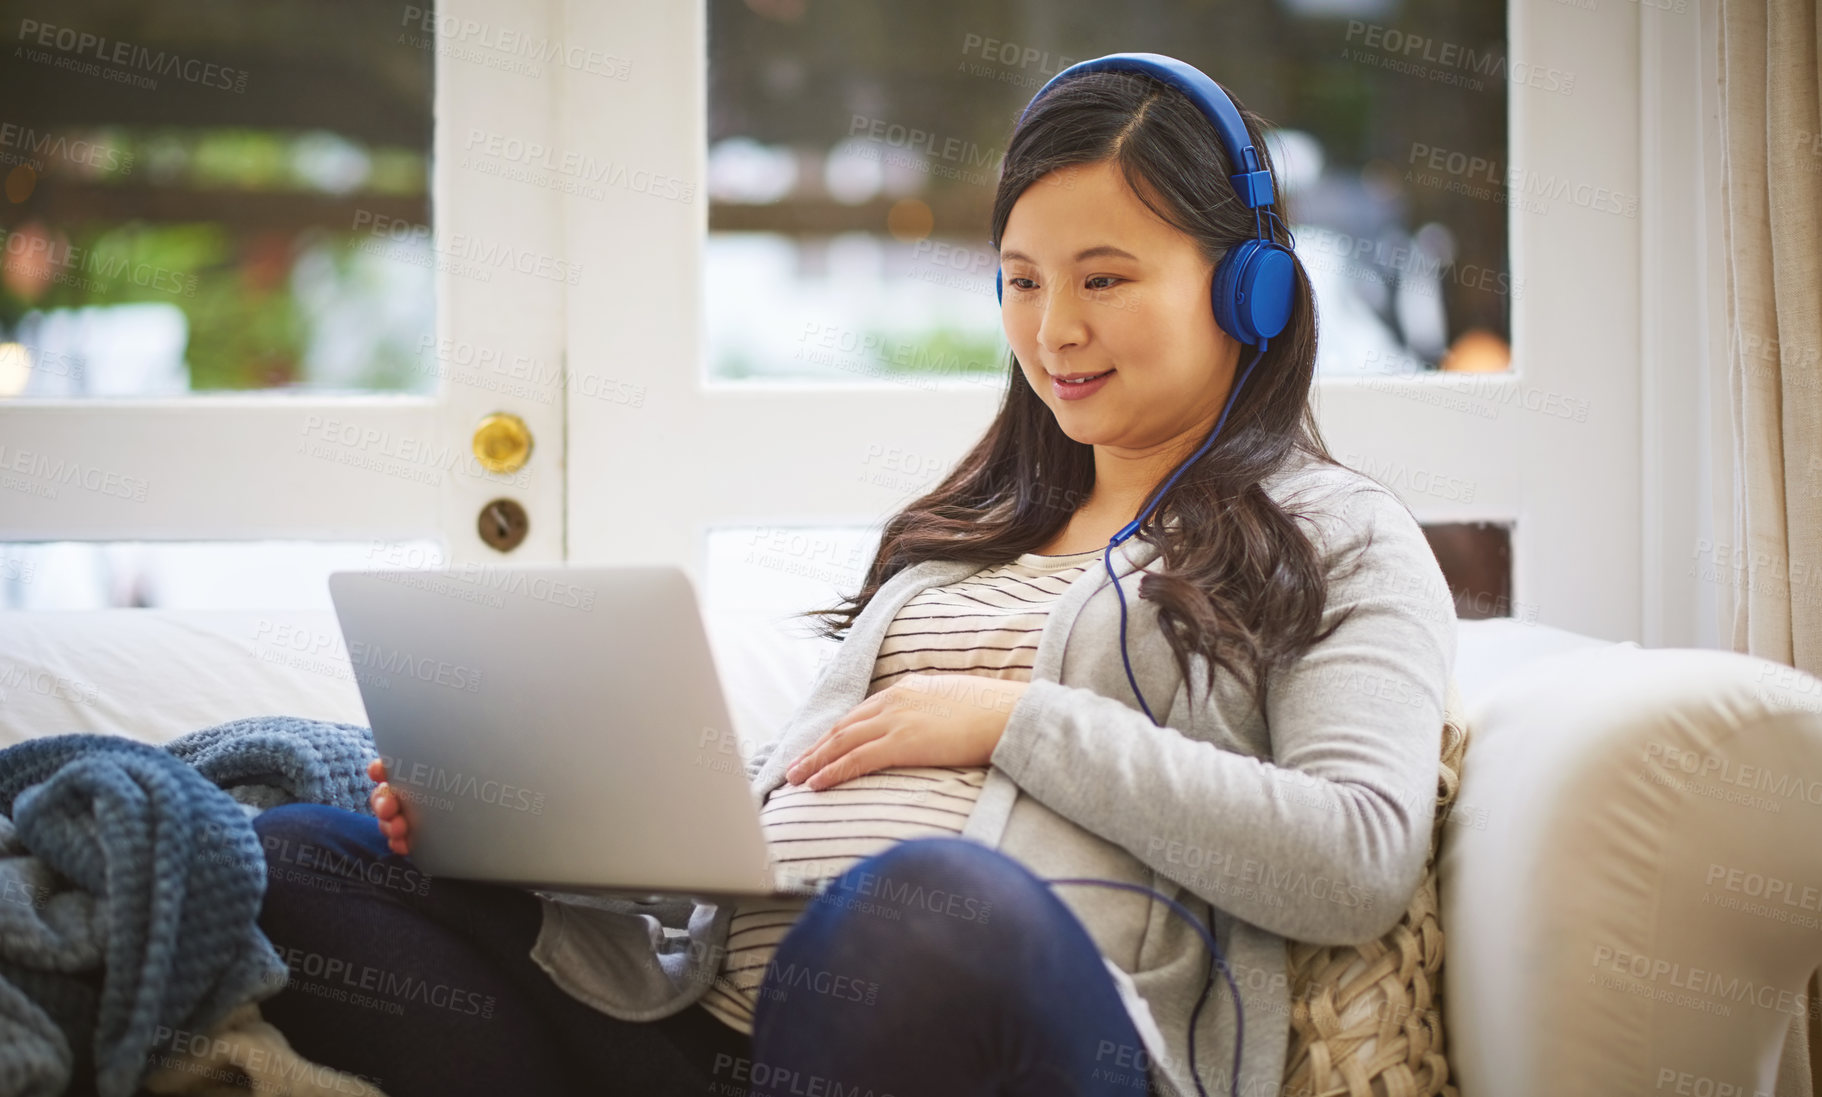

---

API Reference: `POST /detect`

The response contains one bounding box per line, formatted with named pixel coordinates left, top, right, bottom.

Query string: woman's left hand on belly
left=783, top=672, right=1030, bottom=790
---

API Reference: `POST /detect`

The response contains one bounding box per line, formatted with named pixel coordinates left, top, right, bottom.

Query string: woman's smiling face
left=1000, top=158, right=1239, bottom=451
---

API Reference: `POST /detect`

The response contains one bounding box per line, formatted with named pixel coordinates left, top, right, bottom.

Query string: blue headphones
left=1004, top=54, right=1279, bottom=1097
left=995, top=52, right=1296, bottom=348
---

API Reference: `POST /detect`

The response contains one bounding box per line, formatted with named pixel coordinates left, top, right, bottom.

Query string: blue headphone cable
left=1036, top=339, right=1269, bottom=1097
left=1106, top=339, right=1268, bottom=725
left=1041, top=876, right=1240, bottom=1097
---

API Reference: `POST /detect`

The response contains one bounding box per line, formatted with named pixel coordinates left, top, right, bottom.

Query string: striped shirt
left=696, top=544, right=1111, bottom=1033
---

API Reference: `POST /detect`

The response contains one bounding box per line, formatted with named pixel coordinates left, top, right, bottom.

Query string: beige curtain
left=1715, top=2, right=1822, bottom=1094
left=1718, top=0, right=1822, bottom=671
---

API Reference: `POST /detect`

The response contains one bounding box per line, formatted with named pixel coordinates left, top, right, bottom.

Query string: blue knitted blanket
left=0, top=717, right=379, bottom=1097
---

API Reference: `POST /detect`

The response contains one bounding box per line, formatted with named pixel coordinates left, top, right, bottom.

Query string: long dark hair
left=798, top=69, right=1377, bottom=714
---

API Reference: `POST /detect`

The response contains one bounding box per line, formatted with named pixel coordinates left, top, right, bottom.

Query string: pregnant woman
left=250, top=53, right=1455, bottom=1097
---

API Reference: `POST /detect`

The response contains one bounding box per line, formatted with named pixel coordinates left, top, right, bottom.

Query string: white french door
left=0, top=0, right=1693, bottom=647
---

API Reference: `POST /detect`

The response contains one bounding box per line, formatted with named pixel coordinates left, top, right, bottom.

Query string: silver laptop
left=325, top=563, right=815, bottom=903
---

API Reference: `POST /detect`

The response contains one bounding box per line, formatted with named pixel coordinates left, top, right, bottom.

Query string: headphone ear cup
left=1239, top=243, right=1297, bottom=344
left=1211, top=239, right=1296, bottom=346
left=995, top=268, right=1003, bottom=305
left=1209, top=241, right=1256, bottom=343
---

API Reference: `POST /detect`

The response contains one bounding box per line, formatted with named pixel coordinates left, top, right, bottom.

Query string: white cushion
left=0, top=608, right=830, bottom=752
left=0, top=610, right=1597, bottom=747
left=1453, top=615, right=1622, bottom=701
left=1439, top=642, right=1822, bottom=1096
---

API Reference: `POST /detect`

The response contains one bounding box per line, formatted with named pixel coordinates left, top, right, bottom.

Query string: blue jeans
left=249, top=804, right=1155, bottom=1097
left=749, top=836, right=1159, bottom=1097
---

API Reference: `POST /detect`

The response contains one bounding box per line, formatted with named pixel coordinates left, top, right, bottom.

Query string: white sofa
left=1, top=608, right=1818, bottom=1097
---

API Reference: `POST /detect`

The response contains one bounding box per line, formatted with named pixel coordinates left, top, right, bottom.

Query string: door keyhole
left=477, top=497, right=529, bottom=552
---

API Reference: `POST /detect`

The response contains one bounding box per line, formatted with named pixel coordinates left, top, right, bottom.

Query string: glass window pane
left=706, top=0, right=1511, bottom=383
left=0, top=3, right=434, bottom=397
left=1423, top=521, right=1533, bottom=622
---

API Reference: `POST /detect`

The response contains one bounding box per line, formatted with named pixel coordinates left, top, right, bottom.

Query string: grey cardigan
left=526, top=450, right=1458, bottom=1097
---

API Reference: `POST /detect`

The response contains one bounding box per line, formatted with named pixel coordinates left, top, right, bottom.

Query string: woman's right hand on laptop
left=367, top=758, right=412, bottom=856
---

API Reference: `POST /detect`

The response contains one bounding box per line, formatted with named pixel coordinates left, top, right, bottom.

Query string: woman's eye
left=1006, top=275, right=1123, bottom=292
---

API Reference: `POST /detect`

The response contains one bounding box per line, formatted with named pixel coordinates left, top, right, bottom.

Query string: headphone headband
left=1015, top=52, right=1275, bottom=212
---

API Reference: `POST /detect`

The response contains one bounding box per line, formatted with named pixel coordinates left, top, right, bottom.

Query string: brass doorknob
left=472, top=413, right=533, bottom=474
